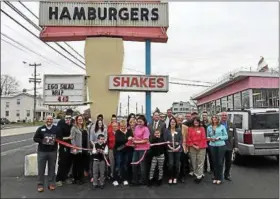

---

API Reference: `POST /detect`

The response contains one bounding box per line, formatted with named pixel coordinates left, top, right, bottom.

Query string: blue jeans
left=210, top=145, right=226, bottom=181
left=132, top=150, right=147, bottom=184
left=115, top=151, right=129, bottom=182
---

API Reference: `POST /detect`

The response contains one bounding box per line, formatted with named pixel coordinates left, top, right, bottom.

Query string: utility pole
left=119, top=103, right=122, bottom=116
left=136, top=102, right=138, bottom=114
left=28, top=63, right=41, bottom=125
left=141, top=105, right=144, bottom=114
left=127, top=95, right=130, bottom=115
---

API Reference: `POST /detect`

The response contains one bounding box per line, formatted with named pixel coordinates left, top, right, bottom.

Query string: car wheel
left=232, top=149, right=241, bottom=164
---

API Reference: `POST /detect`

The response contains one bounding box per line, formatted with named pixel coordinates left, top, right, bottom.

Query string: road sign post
left=145, top=40, right=151, bottom=124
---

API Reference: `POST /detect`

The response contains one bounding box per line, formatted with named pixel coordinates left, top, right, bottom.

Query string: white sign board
left=43, top=74, right=86, bottom=105
left=39, top=2, right=169, bottom=27
left=109, top=75, right=169, bottom=92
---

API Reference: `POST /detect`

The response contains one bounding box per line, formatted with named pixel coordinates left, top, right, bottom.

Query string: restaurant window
left=211, top=101, right=215, bottom=114
left=215, top=99, right=221, bottom=113
left=227, top=95, right=233, bottom=110
left=233, top=92, right=241, bottom=109
left=221, top=97, right=227, bottom=111
left=267, top=89, right=279, bottom=107
left=253, top=89, right=269, bottom=108
left=241, top=90, right=250, bottom=109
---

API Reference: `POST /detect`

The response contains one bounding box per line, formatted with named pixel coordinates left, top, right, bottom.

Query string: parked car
left=222, top=108, right=279, bottom=163
left=1, top=118, right=10, bottom=125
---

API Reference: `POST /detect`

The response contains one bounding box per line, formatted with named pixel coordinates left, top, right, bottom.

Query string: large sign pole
left=145, top=40, right=151, bottom=123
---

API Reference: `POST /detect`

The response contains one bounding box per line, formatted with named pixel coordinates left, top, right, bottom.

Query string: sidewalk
left=1, top=126, right=39, bottom=137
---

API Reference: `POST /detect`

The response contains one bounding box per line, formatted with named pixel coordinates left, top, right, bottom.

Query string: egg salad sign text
left=43, top=74, right=86, bottom=105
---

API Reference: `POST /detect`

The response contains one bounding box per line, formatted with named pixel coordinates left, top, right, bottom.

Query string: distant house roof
left=1, top=92, right=43, bottom=99
left=192, top=71, right=278, bottom=100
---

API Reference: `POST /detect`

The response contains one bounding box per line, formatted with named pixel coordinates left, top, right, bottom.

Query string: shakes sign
left=109, top=75, right=169, bottom=92
left=39, top=1, right=169, bottom=27
left=43, top=74, right=86, bottom=105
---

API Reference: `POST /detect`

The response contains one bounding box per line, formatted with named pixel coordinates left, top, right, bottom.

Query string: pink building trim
left=197, top=77, right=279, bottom=105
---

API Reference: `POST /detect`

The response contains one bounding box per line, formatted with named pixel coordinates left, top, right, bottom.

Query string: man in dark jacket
left=33, top=115, right=62, bottom=192
left=221, top=112, right=236, bottom=181
left=56, top=109, right=75, bottom=186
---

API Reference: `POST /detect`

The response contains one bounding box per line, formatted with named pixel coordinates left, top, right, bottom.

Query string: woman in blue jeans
left=113, top=120, right=133, bottom=186
left=207, top=115, right=228, bottom=185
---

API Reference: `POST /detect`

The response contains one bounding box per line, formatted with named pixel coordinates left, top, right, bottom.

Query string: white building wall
left=1, top=93, right=52, bottom=122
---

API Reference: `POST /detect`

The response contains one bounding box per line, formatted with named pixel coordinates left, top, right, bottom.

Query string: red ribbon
left=56, top=140, right=110, bottom=166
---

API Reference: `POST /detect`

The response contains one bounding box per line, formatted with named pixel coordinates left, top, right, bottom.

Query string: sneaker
left=113, top=181, right=119, bottom=186
left=37, top=186, right=44, bottom=192
left=189, top=172, right=194, bottom=176
left=48, top=185, right=56, bottom=191
left=168, top=179, right=172, bottom=184
left=90, top=178, right=94, bottom=183
left=65, top=178, right=73, bottom=184
left=123, top=181, right=129, bottom=186
left=56, top=181, right=63, bottom=187
left=173, top=179, right=177, bottom=184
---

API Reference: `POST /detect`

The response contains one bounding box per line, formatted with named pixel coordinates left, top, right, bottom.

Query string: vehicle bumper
left=237, top=143, right=279, bottom=156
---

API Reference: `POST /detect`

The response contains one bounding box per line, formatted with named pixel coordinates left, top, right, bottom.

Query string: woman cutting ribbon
left=131, top=115, right=150, bottom=186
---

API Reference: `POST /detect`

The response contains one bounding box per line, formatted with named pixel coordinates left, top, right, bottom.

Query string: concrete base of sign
left=24, top=153, right=58, bottom=176
left=85, top=37, right=124, bottom=123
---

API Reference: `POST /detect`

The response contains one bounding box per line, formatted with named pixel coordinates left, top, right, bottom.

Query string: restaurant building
left=192, top=71, right=279, bottom=114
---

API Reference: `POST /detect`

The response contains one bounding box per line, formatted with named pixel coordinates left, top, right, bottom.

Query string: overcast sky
left=1, top=1, right=279, bottom=114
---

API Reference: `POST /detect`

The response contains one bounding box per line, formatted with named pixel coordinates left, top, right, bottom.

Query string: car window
left=251, top=113, right=279, bottom=130
left=233, top=114, right=243, bottom=129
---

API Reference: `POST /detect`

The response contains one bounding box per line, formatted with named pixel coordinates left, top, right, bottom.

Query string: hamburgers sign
left=109, top=75, right=169, bottom=92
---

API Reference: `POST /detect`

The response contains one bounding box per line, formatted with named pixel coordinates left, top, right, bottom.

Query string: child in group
left=92, top=134, right=108, bottom=189
left=148, top=129, right=166, bottom=186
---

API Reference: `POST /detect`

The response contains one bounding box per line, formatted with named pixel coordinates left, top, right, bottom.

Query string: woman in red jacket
left=187, top=117, right=207, bottom=183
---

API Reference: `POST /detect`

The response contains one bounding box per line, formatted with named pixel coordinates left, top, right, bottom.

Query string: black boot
left=157, top=179, right=163, bottom=186
left=147, top=179, right=153, bottom=187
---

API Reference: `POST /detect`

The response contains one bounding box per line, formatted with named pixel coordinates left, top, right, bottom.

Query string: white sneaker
left=112, top=181, right=119, bottom=186
left=123, top=181, right=129, bottom=186
left=189, top=172, right=194, bottom=176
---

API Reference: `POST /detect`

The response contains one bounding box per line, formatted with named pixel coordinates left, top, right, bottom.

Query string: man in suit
left=220, top=111, right=236, bottom=181
left=165, top=109, right=173, bottom=128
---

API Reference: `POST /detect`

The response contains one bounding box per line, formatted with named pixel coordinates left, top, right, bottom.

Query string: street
left=1, top=132, right=279, bottom=198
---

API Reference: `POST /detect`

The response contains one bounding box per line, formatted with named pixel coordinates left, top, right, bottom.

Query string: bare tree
left=1, top=75, right=20, bottom=96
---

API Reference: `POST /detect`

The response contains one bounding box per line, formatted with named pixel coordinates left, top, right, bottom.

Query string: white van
left=225, top=108, right=279, bottom=163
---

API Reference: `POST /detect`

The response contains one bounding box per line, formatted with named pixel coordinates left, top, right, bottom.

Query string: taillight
left=244, top=130, right=253, bottom=144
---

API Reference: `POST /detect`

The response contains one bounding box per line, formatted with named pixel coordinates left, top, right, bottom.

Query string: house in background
left=171, top=101, right=196, bottom=116
left=1, top=92, right=54, bottom=122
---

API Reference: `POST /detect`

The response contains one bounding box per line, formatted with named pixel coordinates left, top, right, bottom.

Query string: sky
left=1, top=1, right=279, bottom=115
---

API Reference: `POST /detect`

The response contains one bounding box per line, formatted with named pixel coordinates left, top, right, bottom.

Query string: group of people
left=33, top=108, right=236, bottom=192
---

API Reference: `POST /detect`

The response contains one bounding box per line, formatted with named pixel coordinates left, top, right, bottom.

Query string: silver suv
left=225, top=108, right=279, bottom=163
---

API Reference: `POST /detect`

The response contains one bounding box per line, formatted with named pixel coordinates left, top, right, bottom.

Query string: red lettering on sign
left=121, top=77, right=130, bottom=87
left=113, top=77, right=120, bottom=87
left=130, top=77, right=139, bottom=87
left=140, top=77, right=148, bottom=87
left=111, top=76, right=166, bottom=90
left=149, top=77, right=156, bottom=88
left=157, top=77, right=164, bottom=88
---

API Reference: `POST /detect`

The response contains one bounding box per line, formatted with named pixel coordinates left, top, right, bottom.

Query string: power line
left=1, top=8, right=85, bottom=70
left=1, top=32, right=68, bottom=70
left=18, top=1, right=85, bottom=60
left=3, top=1, right=85, bottom=67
